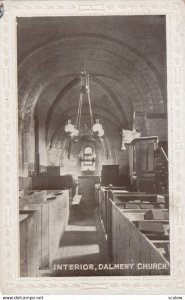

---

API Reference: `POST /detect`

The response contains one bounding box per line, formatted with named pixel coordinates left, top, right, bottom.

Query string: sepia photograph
left=0, top=0, right=185, bottom=295
left=18, top=15, right=169, bottom=277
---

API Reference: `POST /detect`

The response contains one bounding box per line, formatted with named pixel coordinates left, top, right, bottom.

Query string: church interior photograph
left=18, top=15, right=169, bottom=277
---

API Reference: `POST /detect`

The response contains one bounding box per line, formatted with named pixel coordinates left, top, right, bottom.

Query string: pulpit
left=128, top=136, right=158, bottom=193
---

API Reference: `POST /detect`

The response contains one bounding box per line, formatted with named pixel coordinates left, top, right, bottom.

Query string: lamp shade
left=92, top=123, right=103, bottom=133
left=65, top=121, right=75, bottom=133
left=97, top=128, right=104, bottom=137
left=63, top=75, right=105, bottom=141
left=73, top=129, right=79, bottom=136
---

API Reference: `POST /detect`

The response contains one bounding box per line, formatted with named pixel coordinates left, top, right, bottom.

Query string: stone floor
left=39, top=198, right=112, bottom=277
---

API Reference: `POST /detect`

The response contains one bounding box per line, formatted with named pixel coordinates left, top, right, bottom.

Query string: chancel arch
left=18, top=16, right=169, bottom=278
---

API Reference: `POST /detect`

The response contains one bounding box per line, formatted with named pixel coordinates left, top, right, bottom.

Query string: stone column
left=23, top=116, right=35, bottom=175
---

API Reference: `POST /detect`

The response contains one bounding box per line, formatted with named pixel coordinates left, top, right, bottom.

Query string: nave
left=19, top=174, right=170, bottom=277
left=39, top=199, right=110, bottom=277
left=18, top=15, right=169, bottom=278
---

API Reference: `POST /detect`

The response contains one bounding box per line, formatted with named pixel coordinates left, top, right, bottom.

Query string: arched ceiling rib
left=44, top=76, right=130, bottom=141
left=17, top=16, right=166, bottom=68
left=51, top=115, right=122, bottom=149
left=21, top=60, right=144, bottom=131
left=17, top=16, right=166, bottom=141
left=19, top=35, right=165, bottom=124
left=49, top=106, right=123, bottom=148
left=18, top=33, right=165, bottom=91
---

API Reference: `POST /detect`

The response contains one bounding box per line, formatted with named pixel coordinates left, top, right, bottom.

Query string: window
left=81, top=146, right=96, bottom=171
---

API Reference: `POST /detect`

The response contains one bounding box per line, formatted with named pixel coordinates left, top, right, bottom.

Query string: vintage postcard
left=0, top=0, right=185, bottom=295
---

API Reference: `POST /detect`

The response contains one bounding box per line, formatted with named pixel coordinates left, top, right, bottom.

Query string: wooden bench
left=19, top=210, right=39, bottom=277
left=97, top=187, right=128, bottom=233
left=72, top=194, right=82, bottom=205
left=108, top=199, right=170, bottom=275
left=20, top=189, right=70, bottom=269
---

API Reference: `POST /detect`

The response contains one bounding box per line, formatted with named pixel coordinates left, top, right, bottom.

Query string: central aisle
left=41, top=198, right=111, bottom=277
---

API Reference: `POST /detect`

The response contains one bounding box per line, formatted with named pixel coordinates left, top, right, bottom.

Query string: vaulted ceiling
left=17, top=15, right=166, bottom=147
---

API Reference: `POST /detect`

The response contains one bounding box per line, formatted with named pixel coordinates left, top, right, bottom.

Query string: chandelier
left=64, top=72, right=104, bottom=141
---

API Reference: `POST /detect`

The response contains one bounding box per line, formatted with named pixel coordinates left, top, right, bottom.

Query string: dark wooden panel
left=107, top=196, right=113, bottom=261
left=128, top=137, right=158, bottom=193
left=47, top=166, right=60, bottom=176
left=101, top=165, right=119, bottom=186
left=31, top=175, right=75, bottom=191
left=78, top=175, right=100, bottom=200
left=144, top=209, right=169, bottom=220
left=99, top=189, right=108, bottom=233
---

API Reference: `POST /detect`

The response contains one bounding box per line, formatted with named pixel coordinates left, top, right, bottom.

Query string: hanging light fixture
left=64, top=71, right=104, bottom=141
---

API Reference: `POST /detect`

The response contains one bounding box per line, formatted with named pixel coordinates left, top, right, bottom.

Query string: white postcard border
left=0, top=0, right=185, bottom=294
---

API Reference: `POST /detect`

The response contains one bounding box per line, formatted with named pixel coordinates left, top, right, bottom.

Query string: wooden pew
left=19, top=210, right=39, bottom=277
left=31, top=175, right=75, bottom=196
left=19, top=175, right=76, bottom=204
left=95, top=184, right=101, bottom=204
left=108, top=199, right=170, bottom=276
left=105, top=189, right=129, bottom=261
left=97, top=186, right=128, bottom=234
left=20, top=190, right=47, bottom=202
left=46, top=190, right=70, bottom=264
left=105, top=190, right=161, bottom=258
left=99, top=188, right=147, bottom=236
left=110, top=190, right=168, bottom=209
left=19, top=190, right=69, bottom=269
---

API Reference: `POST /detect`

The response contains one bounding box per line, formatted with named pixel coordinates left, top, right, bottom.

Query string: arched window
left=81, top=146, right=96, bottom=171
left=84, top=146, right=93, bottom=155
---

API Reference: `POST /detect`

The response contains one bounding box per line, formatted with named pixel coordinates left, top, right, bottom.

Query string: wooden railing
left=154, top=146, right=168, bottom=194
